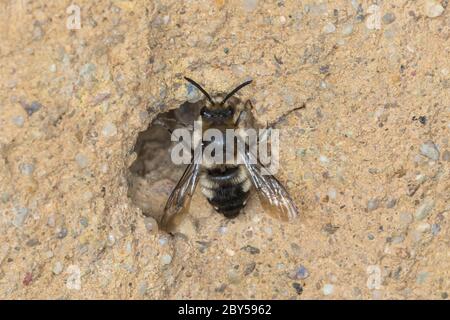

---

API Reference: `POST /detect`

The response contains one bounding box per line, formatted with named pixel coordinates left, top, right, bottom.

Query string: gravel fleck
left=322, top=223, right=339, bottom=235
left=341, top=24, right=353, bottom=36
left=242, top=0, right=258, bottom=12
left=19, top=163, right=35, bottom=176
left=102, top=122, right=118, bottom=137
left=26, top=239, right=40, bottom=247
left=382, top=13, right=396, bottom=24
left=12, top=115, right=25, bottom=127
left=79, top=63, right=96, bottom=79
left=144, top=216, right=158, bottom=233
left=49, top=64, right=57, bottom=72
left=431, top=224, right=441, bottom=236
left=13, top=207, right=29, bottom=227
left=292, top=282, right=303, bottom=295
left=79, top=217, right=89, bottom=228
left=416, top=222, right=431, bottom=233
left=294, top=265, right=310, bottom=279
left=415, top=198, right=435, bottom=220
left=323, top=283, right=334, bottom=295
left=420, top=141, right=440, bottom=160
left=391, top=235, right=405, bottom=244
left=416, top=271, right=429, bottom=284
left=20, top=101, right=42, bottom=116
left=53, top=261, right=64, bottom=275
left=57, top=227, right=68, bottom=239
left=442, top=150, right=450, bottom=161
left=386, top=198, right=397, bottom=209
left=227, top=269, right=241, bottom=284
left=323, top=23, right=336, bottom=34
left=241, top=245, right=260, bottom=254
left=75, top=153, right=89, bottom=169
left=425, top=1, right=445, bottom=17
left=367, top=198, right=380, bottom=211
left=243, top=262, right=256, bottom=276
left=161, top=254, right=172, bottom=265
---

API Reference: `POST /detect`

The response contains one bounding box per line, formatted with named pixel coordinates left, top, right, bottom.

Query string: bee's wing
left=238, top=140, right=298, bottom=221
left=161, top=161, right=201, bottom=231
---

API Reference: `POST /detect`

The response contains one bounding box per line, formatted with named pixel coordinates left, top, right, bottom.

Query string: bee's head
left=184, top=77, right=252, bottom=124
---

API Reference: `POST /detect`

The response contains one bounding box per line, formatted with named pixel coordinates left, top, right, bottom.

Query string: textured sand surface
left=0, top=0, right=449, bottom=299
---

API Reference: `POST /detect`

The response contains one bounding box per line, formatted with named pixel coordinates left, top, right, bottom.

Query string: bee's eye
left=227, top=107, right=234, bottom=116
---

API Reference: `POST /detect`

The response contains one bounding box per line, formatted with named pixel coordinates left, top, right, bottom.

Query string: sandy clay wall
left=0, top=0, right=449, bottom=299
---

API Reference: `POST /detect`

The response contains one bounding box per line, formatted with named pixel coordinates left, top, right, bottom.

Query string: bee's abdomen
left=200, top=166, right=251, bottom=218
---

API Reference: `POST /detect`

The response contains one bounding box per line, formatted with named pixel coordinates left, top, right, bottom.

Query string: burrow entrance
left=127, top=102, right=202, bottom=224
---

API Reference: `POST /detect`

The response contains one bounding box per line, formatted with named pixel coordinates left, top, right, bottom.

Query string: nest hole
left=127, top=101, right=202, bottom=222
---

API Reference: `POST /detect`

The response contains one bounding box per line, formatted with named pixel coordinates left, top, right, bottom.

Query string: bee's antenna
left=184, top=77, right=214, bottom=104
left=221, top=79, right=253, bottom=105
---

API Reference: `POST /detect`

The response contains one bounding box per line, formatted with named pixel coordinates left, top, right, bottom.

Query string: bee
left=161, top=77, right=298, bottom=231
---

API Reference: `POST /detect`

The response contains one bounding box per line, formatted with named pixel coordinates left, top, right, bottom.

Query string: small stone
left=144, top=216, right=158, bottom=233
left=366, top=5, right=381, bottom=30
left=75, top=153, right=89, bottom=169
left=49, top=64, right=57, bottom=72
left=416, top=222, right=431, bottom=233
left=53, top=261, right=64, bottom=275
left=218, top=226, right=228, bottom=235
left=161, top=254, right=172, bottom=265
left=416, top=271, right=429, bottom=284
left=341, top=24, right=353, bottom=36
left=242, top=0, right=258, bottom=12
left=431, top=224, right=441, bottom=236
left=102, top=122, right=118, bottom=137
left=1, top=193, right=10, bottom=203
left=415, top=199, right=435, bottom=220
left=79, top=217, right=89, bottom=228
left=158, top=236, right=168, bottom=246
left=32, top=23, right=44, bottom=40
left=442, top=150, right=450, bottom=161
left=382, top=12, right=396, bottom=24
left=26, top=239, right=40, bottom=247
left=186, top=83, right=202, bottom=103
left=107, top=234, right=116, bottom=246
left=400, top=212, right=413, bottom=225
left=386, top=198, right=397, bottom=209
left=13, top=207, right=29, bottom=227
left=138, top=281, right=148, bottom=296
left=292, top=282, right=303, bottom=295
left=323, top=283, right=334, bottom=295
left=391, top=235, right=405, bottom=244
left=19, top=163, right=35, bottom=176
left=296, top=148, right=307, bottom=157
left=21, top=101, right=42, bottom=116
left=367, top=198, right=380, bottom=212
left=79, top=63, right=96, bottom=78
left=57, top=227, right=68, bottom=239
left=241, top=245, right=260, bottom=254
left=319, top=155, right=329, bottom=164
left=227, top=269, right=241, bottom=284
left=322, top=223, right=339, bottom=235
left=368, top=233, right=375, bottom=240
left=243, top=262, right=256, bottom=276
left=44, top=251, right=54, bottom=259
left=12, top=115, right=25, bottom=127
left=323, top=23, right=336, bottom=34
left=294, top=265, right=309, bottom=279
left=319, top=65, right=330, bottom=74
left=327, top=188, right=337, bottom=200
left=420, top=141, right=440, bottom=160
left=424, top=1, right=444, bottom=18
